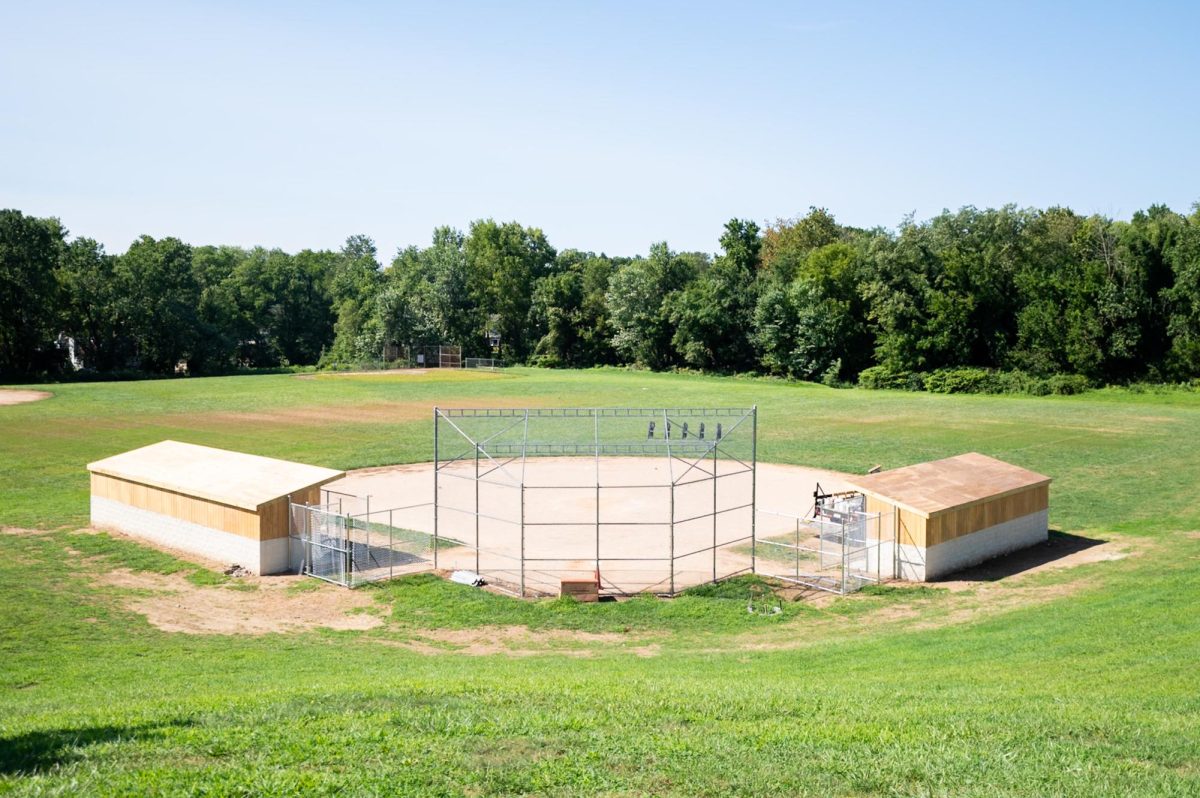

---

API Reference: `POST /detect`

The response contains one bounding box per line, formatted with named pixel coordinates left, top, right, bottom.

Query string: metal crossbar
left=437, top=407, right=753, bottom=418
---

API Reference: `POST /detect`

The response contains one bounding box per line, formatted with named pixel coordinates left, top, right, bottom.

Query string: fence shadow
left=932, top=530, right=1107, bottom=583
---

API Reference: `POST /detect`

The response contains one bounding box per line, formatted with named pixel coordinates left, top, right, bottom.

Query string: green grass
left=365, top=572, right=809, bottom=636
left=2, top=368, right=1199, bottom=796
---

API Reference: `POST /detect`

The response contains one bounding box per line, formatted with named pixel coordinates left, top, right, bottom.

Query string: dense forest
left=3, top=203, right=1200, bottom=392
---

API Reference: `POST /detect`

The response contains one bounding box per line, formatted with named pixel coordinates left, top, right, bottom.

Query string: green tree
left=113, top=236, right=202, bottom=373
left=753, top=241, right=872, bottom=382
left=465, top=220, right=556, bottom=361
left=323, top=235, right=382, bottom=364
left=669, top=219, right=760, bottom=370
left=0, top=210, right=65, bottom=377
left=1164, top=206, right=1200, bottom=377
left=56, top=237, right=128, bottom=371
left=761, top=207, right=844, bottom=281
left=530, top=251, right=618, bottom=367
left=606, top=242, right=697, bottom=369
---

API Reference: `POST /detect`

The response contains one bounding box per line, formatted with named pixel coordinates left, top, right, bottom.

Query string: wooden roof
left=87, top=440, right=344, bottom=511
left=845, top=452, right=1050, bottom=518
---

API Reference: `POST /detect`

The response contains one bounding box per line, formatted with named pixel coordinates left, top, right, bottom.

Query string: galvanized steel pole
left=751, top=405, right=758, bottom=576
left=520, top=484, right=526, bottom=597
left=712, top=441, right=718, bottom=583
left=474, top=443, right=480, bottom=574
left=433, top=407, right=439, bottom=570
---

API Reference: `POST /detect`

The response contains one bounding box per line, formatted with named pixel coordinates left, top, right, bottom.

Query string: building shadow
left=930, top=530, right=1107, bottom=583
left=0, top=720, right=192, bottom=775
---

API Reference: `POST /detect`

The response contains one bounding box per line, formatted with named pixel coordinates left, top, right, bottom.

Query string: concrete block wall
left=897, top=509, right=1049, bottom=581
left=91, top=496, right=287, bottom=575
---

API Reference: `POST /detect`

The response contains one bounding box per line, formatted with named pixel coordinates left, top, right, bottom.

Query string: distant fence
left=464, top=357, right=504, bottom=371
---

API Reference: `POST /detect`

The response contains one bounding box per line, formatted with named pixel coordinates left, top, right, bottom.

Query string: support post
left=595, top=410, right=601, bottom=590
left=304, top=502, right=312, bottom=577
left=346, top=515, right=353, bottom=587
left=389, top=509, right=394, bottom=581
left=520, top=485, right=526, bottom=597
left=474, top=443, right=480, bottom=574
left=795, top=517, right=801, bottom=581
left=893, top=510, right=901, bottom=580
left=712, top=441, right=718, bottom=583
left=841, top=517, right=848, bottom=594
left=433, top=407, right=439, bottom=570
left=669, top=481, right=676, bottom=595
left=750, top=405, right=758, bottom=576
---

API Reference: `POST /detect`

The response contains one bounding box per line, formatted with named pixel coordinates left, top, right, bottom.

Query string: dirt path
left=0, top=389, right=51, bottom=406
left=95, top=568, right=382, bottom=635
left=380, top=626, right=662, bottom=658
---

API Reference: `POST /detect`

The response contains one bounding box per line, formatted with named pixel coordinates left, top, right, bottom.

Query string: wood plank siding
left=865, top=483, right=1048, bottom=548
left=91, top=473, right=261, bottom=538
left=924, top=484, right=1049, bottom=546
left=91, top=474, right=324, bottom=541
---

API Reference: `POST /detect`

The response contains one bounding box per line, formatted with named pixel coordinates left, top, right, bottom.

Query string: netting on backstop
left=432, top=407, right=758, bottom=597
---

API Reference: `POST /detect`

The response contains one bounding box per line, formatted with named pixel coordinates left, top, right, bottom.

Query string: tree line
left=3, top=203, right=1200, bottom=388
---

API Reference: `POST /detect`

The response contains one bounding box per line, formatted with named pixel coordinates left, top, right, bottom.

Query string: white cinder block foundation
left=897, top=509, right=1049, bottom=581
left=90, top=496, right=287, bottom=575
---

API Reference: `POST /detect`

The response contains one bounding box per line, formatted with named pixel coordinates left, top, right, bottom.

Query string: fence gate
left=289, top=493, right=440, bottom=588
left=291, top=504, right=353, bottom=585
left=753, top=506, right=896, bottom=594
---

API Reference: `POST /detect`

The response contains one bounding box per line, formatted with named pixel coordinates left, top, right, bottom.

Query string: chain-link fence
left=753, top=506, right=896, bottom=594
left=432, top=407, right=758, bottom=597
left=289, top=489, right=438, bottom=588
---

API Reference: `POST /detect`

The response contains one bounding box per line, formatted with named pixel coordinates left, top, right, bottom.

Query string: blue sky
left=3, top=1, right=1198, bottom=260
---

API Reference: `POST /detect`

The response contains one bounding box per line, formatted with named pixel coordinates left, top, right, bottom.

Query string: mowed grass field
left=1, top=368, right=1198, bottom=796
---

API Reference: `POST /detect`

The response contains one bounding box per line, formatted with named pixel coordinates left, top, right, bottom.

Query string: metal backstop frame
left=433, top=407, right=758, bottom=597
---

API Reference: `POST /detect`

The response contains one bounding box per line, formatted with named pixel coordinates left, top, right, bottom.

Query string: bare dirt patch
left=96, top=568, right=381, bottom=635
left=723, top=534, right=1154, bottom=653
left=1, top=526, right=48, bottom=536
left=381, top=625, right=660, bottom=658
left=0, top=389, right=51, bottom=406
left=198, top=397, right=549, bottom=430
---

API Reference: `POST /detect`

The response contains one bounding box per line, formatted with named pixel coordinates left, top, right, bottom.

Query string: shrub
left=858, top=366, right=1092, bottom=396
left=923, top=367, right=997, bottom=394
left=857, top=366, right=925, bottom=391
left=1044, top=374, right=1090, bottom=395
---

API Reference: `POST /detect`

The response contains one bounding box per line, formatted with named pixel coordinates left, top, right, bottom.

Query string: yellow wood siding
left=864, top=484, right=1048, bottom=548
left=91, top=473, right=263, bottom=540
left=925, top=484, right=1049, bottom=546
left=257, top=486, right=319, bottom=540
left=865, top=495, right=926, bottom=547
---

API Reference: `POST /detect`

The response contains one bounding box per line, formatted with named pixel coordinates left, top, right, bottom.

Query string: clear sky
left=3, top=1, right=1198, bottom=261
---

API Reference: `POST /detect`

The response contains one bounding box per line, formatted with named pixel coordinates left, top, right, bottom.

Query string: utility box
left=560, top=579, right=600, bottom=602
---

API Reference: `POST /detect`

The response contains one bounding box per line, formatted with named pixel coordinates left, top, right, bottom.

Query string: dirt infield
left=0, top=389, right=51, bottom=406
left=329, top=458, right=852, bottom=595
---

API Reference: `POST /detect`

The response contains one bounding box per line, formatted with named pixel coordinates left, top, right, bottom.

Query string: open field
left=2, top=368, right=1199, bottom=796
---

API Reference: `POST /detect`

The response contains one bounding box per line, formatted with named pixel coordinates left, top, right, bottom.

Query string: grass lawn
left=1, top=368, right=1198, bottom=796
